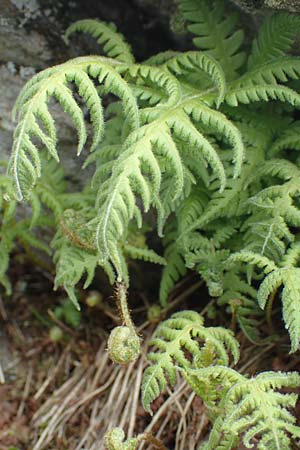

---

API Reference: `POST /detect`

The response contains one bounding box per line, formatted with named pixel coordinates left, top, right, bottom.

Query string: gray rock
left=232, top=0, right=300, bottom=12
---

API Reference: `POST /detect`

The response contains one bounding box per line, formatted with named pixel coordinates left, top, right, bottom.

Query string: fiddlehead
left=107, top=283, right=141, bottom=364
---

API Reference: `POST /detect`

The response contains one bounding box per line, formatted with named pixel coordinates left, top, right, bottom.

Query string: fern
left=185, top=367, right=300, bottom=450
left=104, top=428, right=167, bottom=450
left=142, top=310, right=239, bottom=413
left=228, top=242, right=300, bottom=353
left=248, top=13, right=300, bottom=69
left=5, top=6, right=300, bottom=447
left=159, top=186, right=208, bottom=305
left=0, top=157, right=65, bottom=293
left=142, top=311, right=300, bottom=449
left=159, top=220, right=187, bottom=306
left=52, top=232, right=100, bottom=310
left=9, top=55, right=140, bottom=200
left=8, top=0, right=300, bottom=346
left=217, top=271, right=264, bottom=343
left=65, top=19, right=135, bottom=64
left=177, top=0, right=246, bottom=79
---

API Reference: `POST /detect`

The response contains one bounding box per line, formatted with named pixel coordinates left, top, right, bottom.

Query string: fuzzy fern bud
left=108, top=283, right=141, bottom=364
left=104, top=428, right=138, bottom=450
left=107, top=326, right=140, bottom=365
left=104, top=428, right=167, bottom=450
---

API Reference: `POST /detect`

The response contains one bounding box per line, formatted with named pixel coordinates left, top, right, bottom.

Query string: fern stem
left=116, top=282, right=135, bottom=331
left=266, top=289, right=277, bottom=335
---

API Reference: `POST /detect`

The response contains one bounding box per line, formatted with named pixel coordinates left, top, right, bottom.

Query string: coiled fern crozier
left=3, top=0, right=300, bottom=446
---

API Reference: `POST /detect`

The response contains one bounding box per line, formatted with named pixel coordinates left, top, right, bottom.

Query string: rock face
left=233, top=0, right=300, bottom=12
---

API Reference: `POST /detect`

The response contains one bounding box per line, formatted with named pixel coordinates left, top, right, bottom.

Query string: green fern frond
left=9, top=55, right=140, bottom=200
left=226, top=84, right=300, bottom=108
left=142, top=310, right=239, bottom=414
left=186, top=175, right=245, bottom=233
left=104, top=428, right=139, bottom=450
left=247, top=158, right=300, bottom=184
left=52, top=233, right=101, bottom=310
left=219, top=371, right=300, bottom=450
left=228, top=251, right=278, bottom=274
left=239, top=57, right=300, bottom=89
left=94, top=98, right=241, bottom=279
left=159, top=221, right=187, bottom=306
left=218, top=272, right=263, bottom=343
left=269, top=121, right=300, bottom=157
left=0, top=156, right=67, bottom=294
left=248, top=13, right=300, bottom=69
left=177, top=0, right=245, bottom=79
left=124, top=244, right=166, bottom=266
left=187, top=367, right=300, bottom=450
left=0, top=215, right=50, bottom=294
left=183, top=365, right=242, bottom=414
left=65, top=19, right=135, bottom=64
left=165, top=51, right=226, bottom=106
left=257, top=242, right=300, bottom=352
left=184, top=102, right=244, bottom=179
left=159, top=186, right=208, bottom=306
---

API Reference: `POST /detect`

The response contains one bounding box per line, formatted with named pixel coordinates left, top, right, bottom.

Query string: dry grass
left=28, top=326, right=207, bottom=450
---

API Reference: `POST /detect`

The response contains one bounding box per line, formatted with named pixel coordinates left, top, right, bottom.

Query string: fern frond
left=124, top=244, right=166, bottom=266
left=165, top=51, right=226, bottom=106
left=159, top=222, right=187, bottom=306
left=183, top=366, right=300, bottom=450
left=65, top=19, right=134, bottom=64
left=239, top=57, right=300, bottom=89
left=218, top=272, right=263, bottom=343
left=183, top=365, right=242, bottom=414
left=177, top=0, right=245, bottom=79
left=0, top=215, right=50, bottom=294
left=269, top=121, right=300, bottom=157
left=94, top=98, right=241, bottom=279
left=159, top=186, right=209, bottom=305
left=185, top=101, right=245, bottom=179
left=220, top=371, right=300, bottom=450
left=142, top=310, right=239, bottom=414
left=247, top=158, right=300, bottom=184
left=9, top=56, right=140, bottom=200
left=226, top=84, right=300, bottom=108
left=248, top=13, right=300, bottom=69
left=257, top=242, right=300, bottom=352
left=104, top=428, right=139, bottom=450
left=228, top=251, right=278, bottom=274
left=52, top=234, right=99, bottom=309
left=186, top=169, right=248, bottom=233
